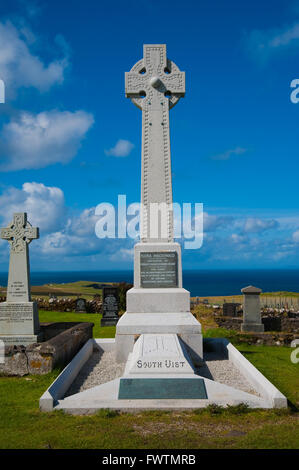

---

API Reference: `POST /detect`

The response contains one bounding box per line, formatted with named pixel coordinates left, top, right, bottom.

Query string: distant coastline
left=0, top=269, right=298, bottom=297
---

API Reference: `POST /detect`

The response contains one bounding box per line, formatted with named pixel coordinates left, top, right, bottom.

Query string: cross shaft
left=125, top=45, right=185, bottom=242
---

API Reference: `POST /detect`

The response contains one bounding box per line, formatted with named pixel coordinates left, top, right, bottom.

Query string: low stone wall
left=213, top=316, right=299, bottom=345
left=0, top=296, right=102, bottom=312
left=215, top=317, right=242, bottom=330
left=37, top=298, right=102, bottom=313
left=0, top=321, right=94, bottom=376
left=231, top=332, right=299, bottom=346
left=215, top=315, right=299, bottom=333
left=262, top=317, right=299, bottom=333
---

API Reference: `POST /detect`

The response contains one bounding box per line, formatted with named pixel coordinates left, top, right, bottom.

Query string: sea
left=0, top=269, right=298, bottom=297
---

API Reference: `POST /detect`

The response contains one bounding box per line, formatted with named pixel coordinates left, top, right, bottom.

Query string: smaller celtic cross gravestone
left=1, top=213, right=39, bottom=302
left=0, top=213, right=41, bottom=345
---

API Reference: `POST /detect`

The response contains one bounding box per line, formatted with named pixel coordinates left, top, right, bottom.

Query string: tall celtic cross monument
left=0, top=213, right=42, bottom=345
left=115, top=45, right=202, bottom=363
left=125, top=43, right=185, bottom=242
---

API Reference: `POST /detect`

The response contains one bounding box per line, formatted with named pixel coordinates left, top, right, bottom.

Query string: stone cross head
left=0, top=213, right=39, bottom=254
left=125, top=44, right=185, bottom=110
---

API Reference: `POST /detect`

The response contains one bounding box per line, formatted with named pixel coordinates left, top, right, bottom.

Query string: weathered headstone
left=0, top=213, right=42, bottom=345
left=223, top=303, right=240, bottom=317
left=115, top=44, right=202, bottom=363
left=75, top=298, right=86, bottom=313
left=101, top=286, right=119, bottom=326
left=241, top=285, right=264, bottom=333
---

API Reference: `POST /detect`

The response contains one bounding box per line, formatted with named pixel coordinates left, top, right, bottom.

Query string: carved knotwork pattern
left=0, top=213, right=39, bottom=253
left=125, top=45, right=185, bottom=110
left=126, top=45, right=184, bottom=242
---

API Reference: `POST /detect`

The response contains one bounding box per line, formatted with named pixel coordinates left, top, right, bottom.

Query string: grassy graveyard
left=39, top=310, right=114, bottom=338
left=0, top=307, right=298, bottom=449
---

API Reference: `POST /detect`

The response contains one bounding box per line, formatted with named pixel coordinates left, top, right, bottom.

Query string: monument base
left=0, top=333, right=43, bottom=346
left=115, top=311, right=202, bottom=363
left=241, top=323, right=265, bottom=333
left=126, top=287, right=190, bottom=313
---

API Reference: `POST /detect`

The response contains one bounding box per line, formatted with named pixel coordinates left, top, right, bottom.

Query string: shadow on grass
left=287, top=399, right=299, bottom=413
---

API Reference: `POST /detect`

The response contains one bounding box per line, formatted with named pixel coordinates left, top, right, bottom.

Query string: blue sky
left=0, top=0, right=299, bottom=271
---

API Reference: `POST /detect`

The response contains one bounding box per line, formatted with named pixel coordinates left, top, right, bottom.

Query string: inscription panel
left=118, top=378, right=208, bottom=400
left=0, top=335, right=40, bottom=346
left=128, top=334, right=194, bottom=375
left=0, top=303, right=35, bottom=335
left=140, top=252, right=178, bottom=288
left=0, top=304, right=34, bottom=322
left=101, top=287, right=119, bottom=326
left=7, top=281, right=27, bottom=300
left=102, top=287, right=119, bottom=317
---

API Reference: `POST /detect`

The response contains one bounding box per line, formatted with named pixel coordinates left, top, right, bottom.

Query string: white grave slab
left=124, top=334, right=195, bottom=375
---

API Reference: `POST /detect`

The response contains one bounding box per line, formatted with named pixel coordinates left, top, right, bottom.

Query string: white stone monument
left=38, top=46, right=288, bottom=412
left=241, top=285, right=264, bottom=333
left=0, top=213, right=42, bottom=345
left=115, top=44, right=202, bottom=362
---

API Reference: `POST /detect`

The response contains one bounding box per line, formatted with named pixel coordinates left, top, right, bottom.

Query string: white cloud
left=203, top=212, right=234, bottom=232
left=0, top=110, right=94, bottom=171
left=0, top=20, right=68, bottom=93
left=211, top=147, right=247, bottom=161
left=105, top=139, right=134, bottom=157
left=243, top=217, right=279, bottom=233
left=293, top=230, right=299, bottom=243
left=40, top=231, right=98, bottom=256
left=110, top=247, right=134, bottom=261
left=68, top=207, right=100, bottom=237
left=231, top=233, right=248, bottom=244
left=0, top=182, right=134, bottom=264
left=0, top=182, right=66, bottom=232
left=246, top=22, right=299, bottom=61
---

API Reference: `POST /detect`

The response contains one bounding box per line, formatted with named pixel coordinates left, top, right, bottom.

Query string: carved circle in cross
left=128, top=57, right=184, bottom=110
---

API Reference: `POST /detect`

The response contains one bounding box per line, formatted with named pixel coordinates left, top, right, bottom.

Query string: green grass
left=0, top=317, right=298, bottom=448
left=0, top=371, right=297, bottom=448
left=205, top=328, right=299, bottom=410
left=262, top=291, right=299, bottom=298
left=237, top=344, right=299, bottom=410
left=39, top=310, right=116, bottom=339
left=35, top=280, right=113, bottom=299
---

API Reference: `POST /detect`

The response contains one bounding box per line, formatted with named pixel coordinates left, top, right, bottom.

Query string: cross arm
left=24, top=226, right=39, bottom=240
left=0, top=228, right=13, bottom=240
left=162, top=71, right=185, bottom=96
left=125, top=71, right=147, bottom=97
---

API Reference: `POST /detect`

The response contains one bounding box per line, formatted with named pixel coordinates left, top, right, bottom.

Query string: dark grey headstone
left=223, top=303, right=240, bottom=317
left=75, top=298, right=86, bottom=312
left=101, top=286, right=119, bottom=326
left=118, top=378, right=207, bottom=399
left=140, top=252, right=178, bottom=288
